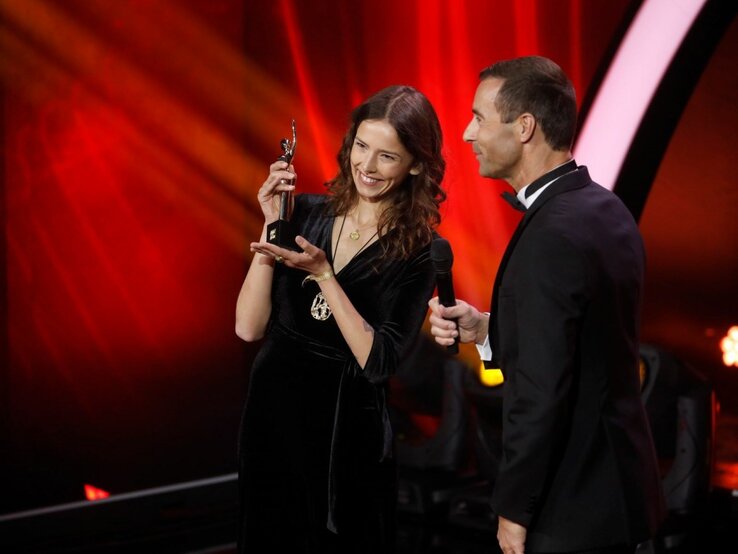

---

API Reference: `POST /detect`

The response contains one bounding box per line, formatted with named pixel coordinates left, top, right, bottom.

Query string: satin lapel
left=488, top=167, right=592, bottom=365
left=491, top=217, right=525, bottom=310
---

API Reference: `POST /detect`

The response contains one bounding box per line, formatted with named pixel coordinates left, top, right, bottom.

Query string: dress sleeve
left=360, top=247, right=435, bottom=384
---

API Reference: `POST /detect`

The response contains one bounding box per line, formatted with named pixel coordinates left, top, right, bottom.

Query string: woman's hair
left=479, top=56, right=577, bottom=151
left=326, top=85, right=446, bottom=260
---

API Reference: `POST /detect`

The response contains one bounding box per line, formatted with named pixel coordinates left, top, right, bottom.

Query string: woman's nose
left=362, top=155, right=377, bottom=174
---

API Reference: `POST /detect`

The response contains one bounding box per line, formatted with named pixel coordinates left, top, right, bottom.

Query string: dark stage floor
left=136, top=410, right=738, bottom=554
left=3, top=412, right=738, bottom=554
left=187, top=429, right=738, bottom=554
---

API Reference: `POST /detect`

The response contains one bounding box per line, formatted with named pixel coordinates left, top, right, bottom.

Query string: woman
left=235, top=85, right=446, bottom=553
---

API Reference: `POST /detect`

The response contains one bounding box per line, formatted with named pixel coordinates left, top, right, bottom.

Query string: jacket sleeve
left=490, top=228, right=591, bottom=527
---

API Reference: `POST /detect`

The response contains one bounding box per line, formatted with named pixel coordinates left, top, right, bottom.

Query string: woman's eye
left=380, top=153, right=397, bottom=162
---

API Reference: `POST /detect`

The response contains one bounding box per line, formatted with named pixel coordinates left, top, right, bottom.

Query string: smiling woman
left=234, top=84, right=447, bottom=553
left=331, top=118, right=421, bottom=270
left=350, top=119, right=421, bottom=198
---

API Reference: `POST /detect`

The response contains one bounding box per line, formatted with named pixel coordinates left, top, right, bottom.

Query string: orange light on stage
left=84, top=484, right=111, bottom=501
left=478, top=361, right=504, bottom=387
left=639, top=356, right=648, bottom=389
left=720, top=326, right=738, bottom=367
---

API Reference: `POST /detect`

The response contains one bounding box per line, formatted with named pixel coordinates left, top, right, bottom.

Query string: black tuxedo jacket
left=488, top=166, right=666, bottom=551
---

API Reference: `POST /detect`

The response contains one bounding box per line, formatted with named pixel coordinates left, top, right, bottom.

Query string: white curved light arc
left=573, top=0, right=707, bottom=191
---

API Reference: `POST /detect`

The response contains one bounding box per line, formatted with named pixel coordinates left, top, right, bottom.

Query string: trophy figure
left=266, top=119, right=299, bottom=250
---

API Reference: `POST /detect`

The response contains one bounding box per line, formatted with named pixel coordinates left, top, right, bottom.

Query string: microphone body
left=430, top=238, right=459, bottom=354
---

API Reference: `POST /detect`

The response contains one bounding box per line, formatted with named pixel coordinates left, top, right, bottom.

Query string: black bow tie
left=501, top=191, right=526, bottom=212
left=500, top=159, right=578, bottom=212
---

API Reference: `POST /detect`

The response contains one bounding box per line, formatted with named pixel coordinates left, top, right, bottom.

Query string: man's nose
left=462, top=120, right=476, bottom=143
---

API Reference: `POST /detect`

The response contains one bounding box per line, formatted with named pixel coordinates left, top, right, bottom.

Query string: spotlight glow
left=84, top=483, right=111, bottom=501
left=720, top=326, right=738, bottom=368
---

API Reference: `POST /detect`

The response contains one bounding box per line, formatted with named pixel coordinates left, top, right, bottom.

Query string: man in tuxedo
left=428, top=56, right=666, bottom=554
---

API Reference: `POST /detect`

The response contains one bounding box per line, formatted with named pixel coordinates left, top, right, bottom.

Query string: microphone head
left=430, top=237, right=453, bottom=273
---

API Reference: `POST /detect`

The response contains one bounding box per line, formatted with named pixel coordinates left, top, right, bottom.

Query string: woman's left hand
left=251, top=235, right=332, bottom=276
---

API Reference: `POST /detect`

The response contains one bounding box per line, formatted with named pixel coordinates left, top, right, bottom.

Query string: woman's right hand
left=257, top=161, right=296, bottom=223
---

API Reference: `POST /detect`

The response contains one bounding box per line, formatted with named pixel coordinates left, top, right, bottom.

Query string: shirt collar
left=518, top=159, right=577, bottom=209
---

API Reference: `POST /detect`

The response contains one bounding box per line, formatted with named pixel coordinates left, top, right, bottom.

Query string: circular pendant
left=349, top=230, right=360, bottom=240
left=310, top=292, right=332, bottom=321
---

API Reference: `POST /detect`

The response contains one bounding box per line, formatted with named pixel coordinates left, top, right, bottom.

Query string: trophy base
left=266, top=219, right=300, bottom=251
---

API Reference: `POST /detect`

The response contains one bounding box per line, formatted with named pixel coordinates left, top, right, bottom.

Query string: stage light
left=720, top=326, right=738, bottom=367
left=84, top=484, right=110, bottom=501
left=639, top=356, right=648, bottom=389
left=478, top=362, right=504, bottom=387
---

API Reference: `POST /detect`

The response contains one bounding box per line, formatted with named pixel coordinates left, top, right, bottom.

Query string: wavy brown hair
left=326, top=85, right=446, bottom=260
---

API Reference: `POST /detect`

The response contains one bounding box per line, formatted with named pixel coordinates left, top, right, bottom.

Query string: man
left=429, top=56, right=666, bottom=554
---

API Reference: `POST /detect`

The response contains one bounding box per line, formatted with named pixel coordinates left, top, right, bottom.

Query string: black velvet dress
left=237, top=194, right=436, bottom=553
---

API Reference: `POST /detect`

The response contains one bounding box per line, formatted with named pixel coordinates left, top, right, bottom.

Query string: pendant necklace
left=348, top=219, right=376, bottom=240
left=306, top=213, right=378, bottom=321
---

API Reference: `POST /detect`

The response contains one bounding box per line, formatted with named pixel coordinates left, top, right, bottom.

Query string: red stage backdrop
left=0, top=0, right=633, bottom=513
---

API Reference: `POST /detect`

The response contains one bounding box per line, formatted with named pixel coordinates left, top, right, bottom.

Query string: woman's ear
left=410, top=164, right=422, bottom=176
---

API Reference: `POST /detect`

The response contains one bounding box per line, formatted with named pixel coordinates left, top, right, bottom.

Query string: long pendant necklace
left=306, top=213, right=378, bottom=321
left=310, top=292, right=332, bottom=321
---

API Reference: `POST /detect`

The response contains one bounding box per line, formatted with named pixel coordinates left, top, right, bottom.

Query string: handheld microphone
left=430, top=237, right=459, bottom=354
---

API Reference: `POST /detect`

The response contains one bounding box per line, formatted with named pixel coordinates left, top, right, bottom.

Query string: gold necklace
left=346, top=213, right=376, bottom=240
left=334, top=213, right=378, bottom=263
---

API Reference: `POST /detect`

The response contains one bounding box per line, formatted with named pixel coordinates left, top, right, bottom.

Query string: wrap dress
left=238, top=193, right=436, bottom=553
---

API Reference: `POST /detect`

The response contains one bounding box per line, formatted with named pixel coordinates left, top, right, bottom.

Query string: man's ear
left=518, top=113, right=536, bottom=143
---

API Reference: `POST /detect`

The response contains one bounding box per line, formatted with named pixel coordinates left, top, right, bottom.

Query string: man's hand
left=428, top=297, right=489, bottom=347
left=497, top=515, right=527, bottom=554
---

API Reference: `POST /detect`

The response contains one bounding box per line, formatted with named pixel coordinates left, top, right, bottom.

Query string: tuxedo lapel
left=488, top=212, right=526, bottom=368
left=488, top=167, right=592, bottom=367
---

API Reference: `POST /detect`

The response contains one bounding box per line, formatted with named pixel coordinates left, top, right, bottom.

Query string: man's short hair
left=480, top=56, right=577, bottom=151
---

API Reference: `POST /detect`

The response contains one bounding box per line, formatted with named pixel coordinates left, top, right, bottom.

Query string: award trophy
left=266, top=119, right=299, bottom=250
